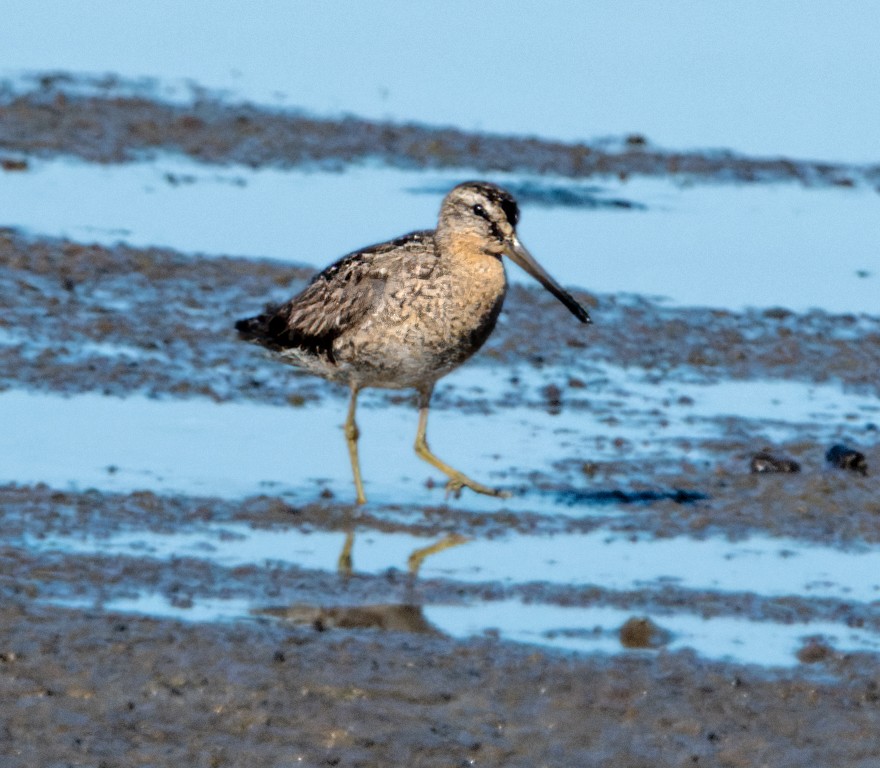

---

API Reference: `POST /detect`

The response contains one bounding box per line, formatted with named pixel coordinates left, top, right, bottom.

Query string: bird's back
left=236, top=230, right=453, bottom=383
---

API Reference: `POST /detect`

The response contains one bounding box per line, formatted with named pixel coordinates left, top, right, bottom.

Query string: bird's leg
left=413, top=386, right=509, bottom=499
left=338, top=385, right=364, bottom=576
left=338, top=529, right=355, bottom=576
left=344, top=384, right=367, bottom=505
left=407, top=533, right=469, bottom=575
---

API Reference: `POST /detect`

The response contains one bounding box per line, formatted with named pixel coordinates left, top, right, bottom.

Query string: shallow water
left=44, top=591, right=880, bottom=668
left=1, top=157, right=877, bottom=312
left=3, top=2, right=880, bottom=161
left=2, top=10, right=879, bottom=763
left=7, top=365, right=877, bottom=669
left=0, top=366, right=873, bottom=503
left=428, top=601, right=880, bottom=668
left=31, top=519, right=880, bottom=668
left=28, top=522, right=880, bottom=602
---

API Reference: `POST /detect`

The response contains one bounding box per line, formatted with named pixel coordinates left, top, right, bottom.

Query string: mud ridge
left=1, top=75, right=877, bottom=188
left=3, top=230, right=880, bottom=404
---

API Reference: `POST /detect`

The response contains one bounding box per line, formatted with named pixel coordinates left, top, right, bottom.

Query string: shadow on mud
left=550, top=488, right=709, bottom=506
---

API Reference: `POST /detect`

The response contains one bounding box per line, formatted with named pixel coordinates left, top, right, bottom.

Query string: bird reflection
left=256, top=602, right=441, bottom=636
left=337, top=527, right=468, bottom=577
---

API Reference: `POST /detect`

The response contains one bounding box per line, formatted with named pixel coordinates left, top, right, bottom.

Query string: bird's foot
left=444, top=479, right=464, bottom=499
left=414, top=438, right=510, bottom=500
left=444, top=477, right=510, bottom=500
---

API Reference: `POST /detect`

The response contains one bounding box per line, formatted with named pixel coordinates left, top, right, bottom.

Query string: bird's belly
left=333, top=332, right=468, bottom=389
left=334, top=296, right=503, bottom=389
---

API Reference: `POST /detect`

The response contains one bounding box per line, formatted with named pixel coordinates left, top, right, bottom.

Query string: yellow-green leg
left=344, top=384, right=367, bottom=505
left=340, top=530, right=467, bottom=577
left=407, top=533, right=468, bottom=575
left=414, top=386, right=509, bottom=499
left=338, top=529, right=355, bottom=576
left=339, top=385, right=364, bottom=574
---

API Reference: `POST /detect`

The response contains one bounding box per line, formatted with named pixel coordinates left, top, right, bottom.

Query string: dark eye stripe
left=472, top=203, right=489, bottom=220
left=500, top=198, right=519, bottom=228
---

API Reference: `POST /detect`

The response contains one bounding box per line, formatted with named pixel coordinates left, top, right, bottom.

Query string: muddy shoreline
left=2, top=79, right=880, bottom=765
left=3, top=76, right=879, bottom=188
left=2, top=599, right=879, bottom=768
left=3, top=230, right=879, bottom=404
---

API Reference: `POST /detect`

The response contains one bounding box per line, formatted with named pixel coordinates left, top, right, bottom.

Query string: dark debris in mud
left=826, top=443, right=869, bottom=476
left=750, top=450, right=801, bottom=474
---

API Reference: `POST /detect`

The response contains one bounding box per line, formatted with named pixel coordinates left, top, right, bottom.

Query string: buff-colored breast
left=333, top=234, right=507, bottom=389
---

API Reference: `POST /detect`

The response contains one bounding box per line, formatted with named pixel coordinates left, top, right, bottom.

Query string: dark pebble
left=825, top=444, right=868, bottom=476
left=619, top=616, right=670, bottom=649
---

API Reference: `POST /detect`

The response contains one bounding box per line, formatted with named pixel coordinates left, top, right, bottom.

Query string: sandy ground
left=2, top=80, right=880, bottom=765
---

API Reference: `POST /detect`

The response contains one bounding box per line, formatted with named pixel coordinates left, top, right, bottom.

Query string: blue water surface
left=2, top=0, right=879, bottom=161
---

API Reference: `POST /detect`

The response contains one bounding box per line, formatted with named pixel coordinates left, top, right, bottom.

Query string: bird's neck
left=435, top=227, right=504, bottom=268
left=435, top=228, right=508, bottom=316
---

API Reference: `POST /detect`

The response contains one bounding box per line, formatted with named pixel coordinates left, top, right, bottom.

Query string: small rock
left=825, top=444, right=868, bottom=476
left=797, top=638, right=833, bottom=664
left=619, top=616, right=670, bottom=649
left=1, top=157, right=29, bottom=172
left=541, top=383, right=563, bottom=415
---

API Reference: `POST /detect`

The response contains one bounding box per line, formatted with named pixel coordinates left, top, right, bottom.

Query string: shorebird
left=236, top=181, right=591, bottom=505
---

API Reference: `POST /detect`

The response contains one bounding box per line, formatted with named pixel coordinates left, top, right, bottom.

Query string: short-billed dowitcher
left=236, top=181, right=590, bottom=504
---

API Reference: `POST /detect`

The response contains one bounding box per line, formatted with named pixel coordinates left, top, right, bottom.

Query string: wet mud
left=3, top=230, right=879, bottom=404
left=3, top=600, right=880, bottom=768
left=2, top=79, right=880, bottom=765
left=2, top=74, right=879, bottom=188
left=3, top=228, right=880, bottom=763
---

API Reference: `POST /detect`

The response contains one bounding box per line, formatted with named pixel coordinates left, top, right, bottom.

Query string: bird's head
left=439, top=181, right=591, bottom=324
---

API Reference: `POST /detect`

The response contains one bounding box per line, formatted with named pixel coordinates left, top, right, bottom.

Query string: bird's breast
left=334, top=254, right=507, bottom=388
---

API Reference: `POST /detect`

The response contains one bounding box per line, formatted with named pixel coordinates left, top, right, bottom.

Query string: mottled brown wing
left=236, top=231, right=434, bottom=362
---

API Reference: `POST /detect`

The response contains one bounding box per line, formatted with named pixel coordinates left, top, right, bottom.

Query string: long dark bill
left=506, top=235, right=591, bottom=324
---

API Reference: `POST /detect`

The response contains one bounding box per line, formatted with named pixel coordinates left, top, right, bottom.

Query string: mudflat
left=2, top=81, right=880, bottom=765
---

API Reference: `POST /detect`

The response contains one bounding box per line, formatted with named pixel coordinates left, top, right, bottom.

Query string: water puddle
left=27, top=514, right=880, bottom=667
left=27, top=523, right=880, bottom=602
left=1, top=156, right=877, bottom=313
left=0, top=370, right=873, bottom=508
left=45, top=587, right=880, bottom=669
left=3, top=5, right=879, bottom=161
left=428, top=601, right=880, bottom=668
left=22, top=496, right=880, bottom=667
left=0, top=388, right=645, bottom=512
left=56, top=593, right=254, bottom=624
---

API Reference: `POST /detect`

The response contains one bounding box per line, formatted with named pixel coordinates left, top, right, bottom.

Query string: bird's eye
left=472, top=204, right=487, bottom=219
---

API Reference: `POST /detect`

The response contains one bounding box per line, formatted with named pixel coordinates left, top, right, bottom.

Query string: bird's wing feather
left=236, top=231, right=435, bottom=360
